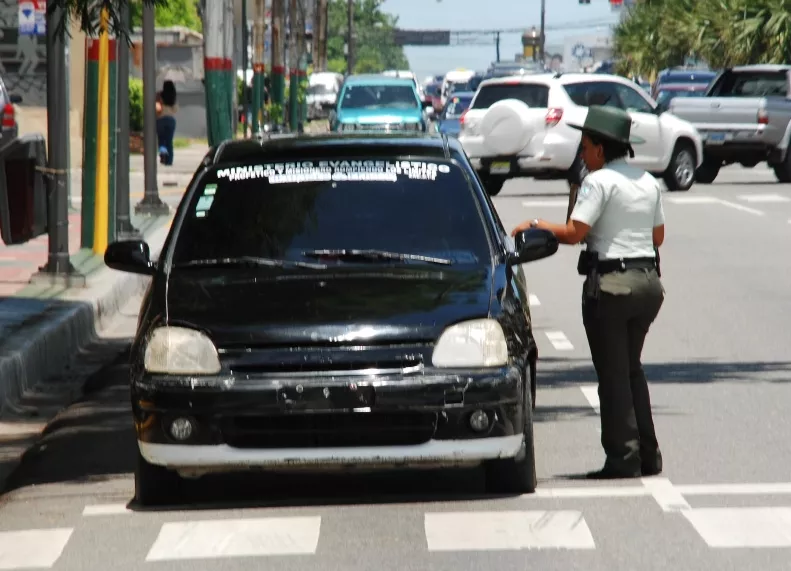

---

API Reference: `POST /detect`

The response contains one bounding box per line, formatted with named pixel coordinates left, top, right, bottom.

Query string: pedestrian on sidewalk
left=511, top=105, right=666, bottom=480
left=156, top=80, right=178, bottom=166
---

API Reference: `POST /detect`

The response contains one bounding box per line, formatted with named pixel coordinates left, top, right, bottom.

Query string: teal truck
left=330, top=74, right=434, bottom=133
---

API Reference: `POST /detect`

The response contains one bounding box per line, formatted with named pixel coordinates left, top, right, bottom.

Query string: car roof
left=448, top=91, right=475, bottom=98
left=730, top=64, right=791, bottom=72
left=342, top=74, right=416, bottom=86
left=208, top=133, right=463, bottom=166
left=657, top=83, right=708, bottom=91
left=477, top=72, right=637, bottom=89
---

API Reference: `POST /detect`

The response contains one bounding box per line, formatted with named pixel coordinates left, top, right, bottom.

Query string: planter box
left=130, top=132, right=144, bottom=154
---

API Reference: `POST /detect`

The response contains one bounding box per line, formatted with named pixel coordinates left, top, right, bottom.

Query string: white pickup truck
left=669, top=64, right=791, bottom=183
left=457, top=73, right=704, bottom=195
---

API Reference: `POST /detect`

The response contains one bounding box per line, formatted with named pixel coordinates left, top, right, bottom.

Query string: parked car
left=0, top=75, right=22, bottom=150
left=457, top=72, right=704, bottom=195
left=104, top=133, right=558, bottom=505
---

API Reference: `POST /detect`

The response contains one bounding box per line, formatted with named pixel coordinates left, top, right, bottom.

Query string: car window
left=471, top=83, right=549, bottom=110
left=614, top=83, right=654, bottom=113
left=442, top=96, right=472, bottom=119
left=563, top=81, right=621, bottom=108
left=340, top=84, right=419, bottom=110
left=171, top=158, right=492, bottom=266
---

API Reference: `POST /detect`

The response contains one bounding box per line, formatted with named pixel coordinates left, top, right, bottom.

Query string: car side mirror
left=104, top=240, right=156, bottom=275
left=508, top=228, right=558, bottom=265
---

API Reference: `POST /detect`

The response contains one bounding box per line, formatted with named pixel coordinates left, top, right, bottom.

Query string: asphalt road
left=1, top=165, right=791, bottom=570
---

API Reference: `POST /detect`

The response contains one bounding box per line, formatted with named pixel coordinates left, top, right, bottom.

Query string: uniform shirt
left=570, top=158, right=664, bottom=260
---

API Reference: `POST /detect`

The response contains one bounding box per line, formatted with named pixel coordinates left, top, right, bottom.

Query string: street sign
left=571, top=43, right=589, bottom=59
left=18, top=0, right=46, bottom=36
left=392, top=29, right=451, bottom=46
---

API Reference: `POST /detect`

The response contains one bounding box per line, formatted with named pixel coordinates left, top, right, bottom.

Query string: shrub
left=129, top=77, right=144, bottom=132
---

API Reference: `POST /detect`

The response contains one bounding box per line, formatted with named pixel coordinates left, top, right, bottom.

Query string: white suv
left=457, top=73, right=704, bottom=195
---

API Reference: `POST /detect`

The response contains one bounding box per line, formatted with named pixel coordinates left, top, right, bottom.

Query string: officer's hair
left=587, top=133, right=631, bottom=163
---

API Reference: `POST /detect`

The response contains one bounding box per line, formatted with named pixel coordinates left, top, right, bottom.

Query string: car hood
left=164, top=266, right=493, bottom=347
left=337, top=107, right=423, bottom=124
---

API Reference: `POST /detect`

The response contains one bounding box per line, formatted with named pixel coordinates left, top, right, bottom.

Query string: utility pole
left=38, top=0, right=79, bottom=280
left=539, top=0, right=546, bottom=64
left=316, top=0, right=327, bottom=71
left=252, top=0, right=266, bottom=135
left=271, top=0, right=285, bottom=124
left=135, top=2, right=169, bottom=216
left=346, top=0, right=354, bottom=75
left=116, top=1, right=139, bottom=239
left=288, top=0, right=298, bottom=131
left=241, top=0, right=249, bottom=137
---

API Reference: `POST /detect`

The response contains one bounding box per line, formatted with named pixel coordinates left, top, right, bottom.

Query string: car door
left=612, top=82, right=664, bottom=170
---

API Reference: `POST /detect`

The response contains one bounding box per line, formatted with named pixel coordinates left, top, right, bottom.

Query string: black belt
left=597, top=257, right=657, bottom=274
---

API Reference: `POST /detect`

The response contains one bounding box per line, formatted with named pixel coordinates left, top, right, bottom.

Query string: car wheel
left=663, top=142, right=696, bottom=191
left=481, top=175, right=505, bottom=196
left=772, top=149, right=791, bottom=183
left=135, top=447, right=182, bottom=507
left=695, top=157, right=721, bottom=184
left=484, top=368, right=537, bottom=494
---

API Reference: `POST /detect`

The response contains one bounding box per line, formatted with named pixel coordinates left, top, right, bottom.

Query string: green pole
left=81, top=37, right=99, bottom=250
left=272, top=64, right=285, bottom=113
left=107, top=37, right=117, bottom=241
left=252, top=63, right=264, bottom=134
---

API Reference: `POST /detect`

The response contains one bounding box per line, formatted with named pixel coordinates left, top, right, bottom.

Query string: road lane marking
left=666, top=195, right=718, bottom=204
left=145, top=516, right=321, bottom=560
left=522, top=199, right=567, bottom=208
left=545, top=331, right=573, bottom=351
left=531, top=486, right=648, bottom=499
left=424, top=511, right=595, bottom=550
left=83, top=504, right=132, bottom=516
left=0, top=528, right=73, bottom=569
left=676, top=482, right=791, bottom=495
left=682, top=507, right=791, bottom=547
left=642, top=477, right=691, bottom=512
left=529, top=294, right=540, bottom=306
left=738, top=193, right=790, bottom=203
left=580, top=385, right=600, bottom=413
left=714, top=198, right=764, bottom=216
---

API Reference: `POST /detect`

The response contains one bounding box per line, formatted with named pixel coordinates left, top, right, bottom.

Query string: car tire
left=663, top=142, right=696, bottom=191
left=772, top=149, right=791, bottom=183
left=484, top=368, right=537, bottom=494
left=135, top=447, right=182, bottom=507
left=481, top=175, right=505, bottom=196
left=695, top=157, right=721, bottom=184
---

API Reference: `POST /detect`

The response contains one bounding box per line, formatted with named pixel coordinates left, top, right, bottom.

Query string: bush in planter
left=129, top=78, right=144, bottom=132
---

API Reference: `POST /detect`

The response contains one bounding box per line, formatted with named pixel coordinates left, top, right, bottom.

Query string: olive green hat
left=568, top=105, right=635, bottom=158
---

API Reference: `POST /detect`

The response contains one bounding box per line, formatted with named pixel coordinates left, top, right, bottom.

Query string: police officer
left=512, top=105, right=665, bottom=479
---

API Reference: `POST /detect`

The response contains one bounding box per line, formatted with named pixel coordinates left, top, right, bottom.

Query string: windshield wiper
left=173, top=256, right=327, bottom=270
left=301, top=249, right=453, bottom=265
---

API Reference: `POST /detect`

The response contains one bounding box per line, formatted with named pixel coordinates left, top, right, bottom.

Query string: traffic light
left=0, top=134, right=48, bottom=246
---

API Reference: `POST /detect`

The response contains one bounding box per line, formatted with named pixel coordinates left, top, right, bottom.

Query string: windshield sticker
left=216, top=161, right=452, bottom=183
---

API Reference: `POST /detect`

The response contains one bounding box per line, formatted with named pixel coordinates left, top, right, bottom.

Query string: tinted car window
left=443, top=95, right=472, bottom=118
left=471, top=83, right=549, bottom=109
left=171, top=158, right=491, bottom=266
left=563, top=81, right=621, bottom=108
left=340, top=84, right=419, bottom=109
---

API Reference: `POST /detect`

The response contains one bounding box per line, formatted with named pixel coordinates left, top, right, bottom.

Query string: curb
left=0, top=216, right=173, bottom=491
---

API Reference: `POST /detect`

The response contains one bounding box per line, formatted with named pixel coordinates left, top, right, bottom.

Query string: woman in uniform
left=511, top=105, right=666, bottom=479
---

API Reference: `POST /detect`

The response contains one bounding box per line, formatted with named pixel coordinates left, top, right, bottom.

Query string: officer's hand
left=511, top=220, right=535, bottom=237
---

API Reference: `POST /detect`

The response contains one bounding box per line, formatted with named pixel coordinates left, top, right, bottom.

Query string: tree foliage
left=130, top=0, right=202, bottom=32
left=613, top=0, right=791, bottom=79
left=326, top=0, right=409, bottom=74
left=47, top=0, right=167, bottom=38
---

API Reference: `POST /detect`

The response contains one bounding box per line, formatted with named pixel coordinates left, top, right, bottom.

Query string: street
left=1, top=164, right=790, bottom=570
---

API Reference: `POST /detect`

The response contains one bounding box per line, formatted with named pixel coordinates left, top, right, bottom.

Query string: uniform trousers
left=582, top=267, right=664, bottom=473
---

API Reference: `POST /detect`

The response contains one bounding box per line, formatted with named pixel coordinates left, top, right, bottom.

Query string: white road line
left=0, top=528, right=73, bottom=569
left=83, top=503, right=132, bottom=516
left=529, top=294, right=540, bottom=306
left=666, top=195, right=718, bottom=204
left=545, top=331, right=574, bottom=351
left=682, top=507, right=791, bottom=548
left=145, top=516, right=322, bottom=561
left=738, top=193, right=790, bottom=203
left=424, top=511, right=595, bottom=550
left=579, top=385, right=600, bottom=413
left=531, top=486, right=648, bottom=499
left=642, top=477, right=691, bottom=512
left=676, top=482, right=791, bottom=495
left=522, top=199, right=567, bottom=208
left=714, top=198, right=764, bottom=216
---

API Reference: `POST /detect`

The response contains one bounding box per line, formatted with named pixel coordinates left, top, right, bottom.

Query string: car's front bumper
left=133, top=366, right=526, bottom=473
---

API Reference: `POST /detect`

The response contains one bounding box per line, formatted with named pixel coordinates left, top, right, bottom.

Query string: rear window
left=471, top=83, right=549, bottom=109
left=710, top=71, right=788, bottom=97
left=171, top=158, right=492, bottom=266
left=340, top=84, right=419, bottom=109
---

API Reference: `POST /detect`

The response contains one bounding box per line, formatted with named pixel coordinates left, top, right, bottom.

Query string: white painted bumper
left=139, top=435, right=524, bottom=470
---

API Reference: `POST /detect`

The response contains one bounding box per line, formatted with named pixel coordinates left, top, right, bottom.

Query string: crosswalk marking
left=424, top=511, right=595, bottom=551
left=714, top=198, right=765, bottom=216
left=642, top=477, right=691, bottom=512
left=83, top=504, right=132, bottom=516
left=529, top=294, right=540, bottom=306
left=545, top=331, right=574, bottom=351
left=682, top=507, right=791, bottom=548
left=145, top=516, right=322, bottom=561
left=522, top=199, right=568, bottom=208
left=737, top=193, right=790, bottom=203
left=580, top=385, right=600, bottom=413
left=0, top=528, right=73, bottom=570
left=666, top=195, right=719, bottom=204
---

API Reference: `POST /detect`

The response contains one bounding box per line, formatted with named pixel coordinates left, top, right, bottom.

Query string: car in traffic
left=0, top=76, right=22, bottom=150
left=436, top=91, right=474, bottom=137
left=457, top=72, right=704, bottom=195
left=330, top=75, right=434, bottom=133
left=655, top=83, right=708, bottom=113
left=104, top=133, right=559, bottom=505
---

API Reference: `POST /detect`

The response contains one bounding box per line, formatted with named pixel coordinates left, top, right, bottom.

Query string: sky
left=380, top=0, right=620, bottom=80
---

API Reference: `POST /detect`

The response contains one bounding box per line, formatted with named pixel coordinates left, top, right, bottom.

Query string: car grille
left=221, top=412, right=437, bottom=448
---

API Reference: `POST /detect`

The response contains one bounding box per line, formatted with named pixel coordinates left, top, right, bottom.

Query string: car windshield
left=657, top=89, right=705, bottom=107
left=443, top=96, right=472, bottom=118
left=170, top=158, right=492, bottom=267
left=308, top=84, right=333, bottom=95
left=340, top=84, right=419, bottom=110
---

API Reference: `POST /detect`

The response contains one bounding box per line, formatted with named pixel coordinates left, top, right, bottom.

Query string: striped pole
left=107, top=36, right=117, bottom=241
left=93, top=8, right=109, bottom=255
left=270, top=0, right=285, bottom=118
left=81, top=37, right=99, bottom=249
left=288, top=0, right=297, bottom=131
left=203, top=0, right=224, bottom=146
left=252, top=0, right=265, bottom=135
left=223, top=0, right=235, bottom=138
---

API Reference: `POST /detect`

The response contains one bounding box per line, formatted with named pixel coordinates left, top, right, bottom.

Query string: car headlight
left=144, top=326, right=221, bottom=375
left=432, top=318, right=509, bottom=368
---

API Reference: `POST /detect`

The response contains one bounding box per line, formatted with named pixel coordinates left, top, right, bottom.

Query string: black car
left=104, top=133, right=558, bottom=505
